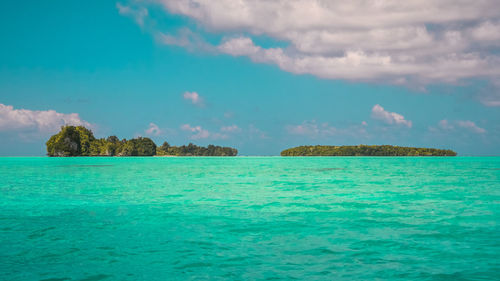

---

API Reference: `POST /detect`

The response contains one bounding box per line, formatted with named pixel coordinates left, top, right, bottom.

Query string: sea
left=1, top=157, right=499, bottom=280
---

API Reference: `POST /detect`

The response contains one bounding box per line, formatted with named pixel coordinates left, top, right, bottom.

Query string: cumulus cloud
left=470, top=21, right=500, bottom=44
left=438, top=119, right=454, bottom=130
left=457, top=120, right=486, bottom=134
left=248, top=124, right=269, bottom=139
left=220, top=125, right=241, bottom=133
left=286, top=120, right=369, bottom=139
left=0, top=103, right=91, bottom=133
left=181, top=124, right=229, bottom=140
left=371, top=104, right=412, bottom=128
left=145, top=122, right=162, bottom=136
left=156, top=0, right=499, bottom=33
left=431, top=119, right=486, bottom=134
left=116, top=3, right=148, bottom=27
left=182, top=91, right=205, bottom=107
left=181, top=124, right=209, bottom=139
left=287, top=120, right=337, bottom=137
left=158, top=28, right=216, bottom=52
left=223, top=111, right=235, bottom=119
left=123, top=0, right=500, bottom=105
left=181, top=123, right=245, bottom=139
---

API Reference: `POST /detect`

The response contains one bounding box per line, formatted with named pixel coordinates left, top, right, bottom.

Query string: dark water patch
left=224, top=256, right=248, bottom=262
left=78, top=274, right=111, bottom=281
left=309, top=168, right=347, bottom=172
left=57, top=165, right=114, bottom=168
left=287, top=202, right=332, bottom=211
left=337, top=201, right=376, bottom=209
left=229, top=226, right=268, bottom=233
left=350, top=239, right=406, bottom=251
left=27, top=226, right=56, bottom=239
left=350, top=250, right=380, bottom=257
left=186, top=240, right=214, bottom=247
left=41, top=278, right=71, bottom=281
left=314, top=271, right=332, bottom=276
left=175, top=262, right=212, bottom=269
left=96, top=246, right=114, bottom=250
left=40, top=248, right=80, bottom=259
left=474, top=167, right=500, bottom=171
left=297, top=247, right=340, bottom=256
left=265, top=277, right=285, bottom=280
left=164, top=194, right=184, bottom=198
left=353, top=218, right=413, bottom=228
left=420, top=272, right=470, bottom=281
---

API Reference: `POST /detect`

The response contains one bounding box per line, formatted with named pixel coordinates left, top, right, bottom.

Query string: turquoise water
left=1, top=157, right=499, bottom=280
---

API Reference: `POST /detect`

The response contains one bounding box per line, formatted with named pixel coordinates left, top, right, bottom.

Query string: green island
left=46, top=126, right=238, bottom=157
left=281, top=145, right=457, bottom=156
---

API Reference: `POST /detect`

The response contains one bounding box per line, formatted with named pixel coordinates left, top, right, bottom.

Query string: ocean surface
left=0, top=157, right=499, bottom=280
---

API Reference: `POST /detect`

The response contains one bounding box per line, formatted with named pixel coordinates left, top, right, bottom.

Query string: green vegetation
left=46, top=126, right=238, bottom=157
left=156, top=142, right=237, bottom=156
left=281, top=145, right=457, bottom=156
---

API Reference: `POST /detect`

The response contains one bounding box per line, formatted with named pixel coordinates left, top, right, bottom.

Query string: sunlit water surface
left=1, top=157, right=499, bottom=280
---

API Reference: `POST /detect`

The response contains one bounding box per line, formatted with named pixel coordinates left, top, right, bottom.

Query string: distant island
left=46, top=126, right=238, bottom=157
left=281, top=145, right=457, bottom=156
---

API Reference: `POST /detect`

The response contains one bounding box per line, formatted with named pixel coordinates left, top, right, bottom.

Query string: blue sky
left=1, top=0, right=499, bottom=156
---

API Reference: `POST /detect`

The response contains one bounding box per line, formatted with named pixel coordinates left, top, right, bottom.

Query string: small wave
left=57, top=165, right=114, bottom=167
left=27, top=226, right=56, bottom=239
left=175, top=262, right=213, bottom=269
left=299, top=247, right=340, bottom=256
left=309, top=168, right=346, bottom=172
left=78, top=274, right=111, bottom=281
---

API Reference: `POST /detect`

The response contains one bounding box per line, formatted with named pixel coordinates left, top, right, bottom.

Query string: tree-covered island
left=46, top=126, right=238, bottom=157
left=281, top=145, right=457, bottom=156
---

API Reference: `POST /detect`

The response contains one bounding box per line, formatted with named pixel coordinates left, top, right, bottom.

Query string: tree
left=46, top=126, right=82, bottom=156
left=134, top=137, right=156, bottom=156
left=280, top=145, right=457, bottom=156
left=46, top=126, right=238, bottom=157
left=75, top=126, right=95, bottom=156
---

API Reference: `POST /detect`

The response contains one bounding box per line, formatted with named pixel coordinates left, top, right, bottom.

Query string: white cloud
left=430, top=119, right=486, bottom=134
left=0, top=103, right=91, bottom=133
left=470, top=21, right=500, bottom=44
left=217, top=36, right=498, bottom=85
left=181, top=123, right=264, bottom=140
left=126, top=0, right=500, bottom=105
left=181, top=124, right=228, bottom=140
left=182, top=91, right=205, bottom=106
left=248, top=124, right=269, bottom=139
left=438, top=119, right=454, bottom=130
left=158, top=28, right=216, bottom=52
left=156, top=0, right=500, bottom=33
left=286, top=120, right=368, bottom=138
left=481, top=100, right=500, bottom=107
left=371, top=104, right=412, bottom=128
left=457, top=120, right=486, bottom=134
left=223, top=111, right=235, bottom=119
left=181, top=124, right=209, bottom=139
left=145, top=122, right=162, bottom=136
left=220, top=125, right=241, bottom=133
left=287, top=120, right=336, bottom=137
left=116, top=3, right=148, bottom=27
left=477, top=79, right=500, bottom=107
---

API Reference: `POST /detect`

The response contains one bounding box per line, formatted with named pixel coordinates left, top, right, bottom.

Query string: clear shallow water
left=0, top=157, right=499, bottom=281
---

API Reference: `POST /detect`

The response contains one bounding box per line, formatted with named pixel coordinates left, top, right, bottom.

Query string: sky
left=0, top=0, right=499, bottom=156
